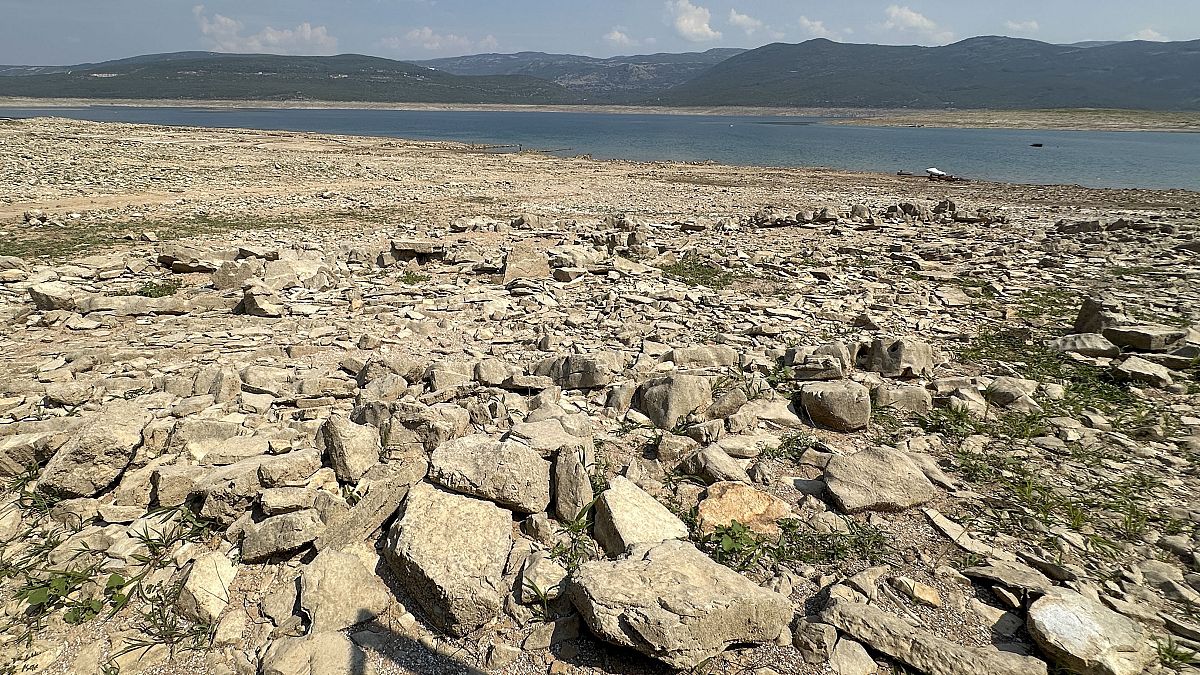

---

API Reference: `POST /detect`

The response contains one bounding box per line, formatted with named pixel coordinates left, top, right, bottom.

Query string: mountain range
left=1, top=37, right=1197, bottom=110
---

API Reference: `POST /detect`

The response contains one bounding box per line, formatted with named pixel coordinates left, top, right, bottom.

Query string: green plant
left=657, top=259, right=738, bottom=290
left=551, top=501, right=599, bottom=572
left=521, top=578, right=554, bottom=623
left=133, top=280, right=181, bottom=298
left=107, top=580, right=214, bottom=665
left=700, top=520, right=770, bottom=572
left=1157, top=637, right=1199, bottom=670
left=398, top=270, right=431, bottom=285
left=759, top=430, right=818, bottom=462
left=774, top=520, right=889, bottom=565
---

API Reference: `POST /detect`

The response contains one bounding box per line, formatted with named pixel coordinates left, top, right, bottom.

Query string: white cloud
left=192, top=5, right=337, bottom=55
left=604, top=28, right=637, bottom=47
left=1130, top=27, right=1168, bottom=41
left=1004, top=19, right=1040, bottom=33
left=882, top=5, right=954, bottom=44
left=729, top=9, right=763, bottom=35
left=666, top=0, right=722, bottom=42
left=798, top=15, right=834, bottom=39
left=380, top=27, right=499, bottom=54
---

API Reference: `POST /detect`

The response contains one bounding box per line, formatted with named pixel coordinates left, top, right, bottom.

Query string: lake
left=3, top=106, right=1198, bottom=190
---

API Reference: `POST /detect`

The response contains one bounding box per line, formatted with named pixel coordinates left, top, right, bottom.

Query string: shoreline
left=0, top=97, right=1197, bottom=133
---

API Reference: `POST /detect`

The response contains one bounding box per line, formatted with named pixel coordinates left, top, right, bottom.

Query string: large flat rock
left=38, top=401, right=152, bottom=498
left=382, top=482, right=513, bottom=636
left=429, top=434, right=550, bottom=514
left=569, top=539, right=792, bottom=669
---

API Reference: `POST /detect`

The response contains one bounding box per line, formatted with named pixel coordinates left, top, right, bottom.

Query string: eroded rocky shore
left=0, top=117, right=1198, bottom=675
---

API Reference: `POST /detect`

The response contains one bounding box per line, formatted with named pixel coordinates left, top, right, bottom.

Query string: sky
left=1, top=0, right=1196, bottom=65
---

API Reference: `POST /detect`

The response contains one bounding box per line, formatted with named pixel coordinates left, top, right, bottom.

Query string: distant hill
left=0, top=52, right=578, bottom=104
left=414, top=49, right=744, bottom=102
left=3, top=38, right=1198, bottom=110
left=656, top=37, right=1200, bottom=110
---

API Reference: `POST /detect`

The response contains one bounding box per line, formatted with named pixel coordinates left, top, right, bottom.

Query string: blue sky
left=2, top=0, right=1196, bottom=64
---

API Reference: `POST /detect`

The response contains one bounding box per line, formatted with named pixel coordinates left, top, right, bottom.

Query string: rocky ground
left=0, top=116, right=1198, bottom=675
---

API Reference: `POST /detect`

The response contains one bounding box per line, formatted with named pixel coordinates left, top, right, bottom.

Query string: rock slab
left=569, top=539, right=792, bottom=669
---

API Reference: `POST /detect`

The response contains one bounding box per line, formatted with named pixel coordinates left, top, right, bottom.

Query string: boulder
left=429, top=434, right=551, bottom=514
left=695, top=482, right=791, bottom=536
left=1049, top=334, right=1121, bottom=358
left=668, top=345, right=738, bottom=368
left=569, top=539, right=792, bottom=669
left=821, top=598, right=1047, bottom=675
left=544, top=353, right=619, bottom=389
left=38, top=402, right=152, bottom=498
left=1113, top=356, right=1173, bottom=387
left=1073, top=295, right=1128, bottom=334
left=799, top=381, right=871, bottom=432
left=300, top=549, right=391, bottom=632
left=316, top=415, right=382, bottom=484
left=823, top=448, right=937, bottom=513
left=553, top=449, right=594, bottom=522
left=1102, top=325, right=1187, bottom=352
left=177, top=551, right=237, bottom=623
left=593, top=476, right=688, bottom=556
left=29, top=281, right=89, bottom=311
left=872, top=384, right=933, bottom=415
left=635, top=374, right=713, bottom=429
left=858, top=338, right=935, bottom=378
left=260, top=632, right=375, bottom=675
left=1027, top=588, right=1153, bottom=675
left=679, top=445, right=751, bottom=484
left=241, top=509, right=325, bottom=562
left=382, top=482, right=512, bottom=636
left=502, top=241, right=550, bottom=283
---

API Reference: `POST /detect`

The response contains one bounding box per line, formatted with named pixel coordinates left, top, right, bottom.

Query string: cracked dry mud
left=0, top=117, right=1198, bottom=675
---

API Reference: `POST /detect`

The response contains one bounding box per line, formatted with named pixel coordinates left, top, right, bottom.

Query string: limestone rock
left=1113, top=355, right=1173, bottom=387
left=680, top=445, right=751, bottom=484
left=177, top=551, right=237, bottom=623
left=260, top=632, right=375, bottom=675
left=1102, top=325, right=1187, bottom=352
left=1049, top=333, right=1121, bottom=358
left=553, top=449, right=594, bottom=522
left=858, top=338, right=935, bottom=378
left=1027, top=588, right=1153, bottom=675
left=695, top=482, right=791, bottom=536
left=316, top=415, right=381, bottom=484
left=382, top=482, right=512, bottom=636
left=29, top=281, right=89, bottom=311
left=821, top=598, right=1047, bottom=675
left=429, top=434, right=551, bottom=514
left=635, top=374, right=712, bottom=429
left=594, top=476, right=688, bottom=555
left=241, top=509, right=325, bottom=563
left=799, top=381, right=871, bottom=432
left=569, top=539, right=792, bottom=669
left=823, top=448, right=937, bottom=513
left=38, top=402, right=152, bottom=498
left=300, top=549, right=391, bottom=632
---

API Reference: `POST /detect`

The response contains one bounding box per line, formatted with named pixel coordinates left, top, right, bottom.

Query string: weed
left=522, top=579, right=554, bottom=623
left=550, top=501, right=599, bottom=573
left=695, top=519, right=890, bottom=571
left=133, top=280, right=181, bottom=298
left=759, top=430, right=818, bottom=462
left=398, top=271, right=431, bottom=285
left=1157, top=637, right=1199, bottom=670
left=658, top=259, right=738, bottom=290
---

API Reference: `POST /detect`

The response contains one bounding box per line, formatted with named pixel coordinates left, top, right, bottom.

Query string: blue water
left=3, top=106, right=1198, bottom=190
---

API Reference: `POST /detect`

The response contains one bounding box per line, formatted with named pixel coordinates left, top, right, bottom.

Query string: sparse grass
left=398, top=270, right=431, bottom=285
left=550, top=500, right=599, bottom=573
left=1013, top=288, right=1079, bottom=322
left=1158, top=637, right=1200, bottom=670
left=695, top=518, right=890, bottom=572
left=111, top=279, right=181, bottom=298
left=759, top=430, right=819, bottom=462
left=657, top=259, right=739, bottom=290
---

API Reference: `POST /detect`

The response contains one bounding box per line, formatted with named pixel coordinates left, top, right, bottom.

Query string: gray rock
left=1049, top=333, right=1121, bottom=358
left=594, top=476, right=688, bottom=556
left=382, top=482, right=512, bottom=636
left=569, top=539, right=792, bottom=669
left=635, top=374, right=713, bottom=429
left=553, top=449, right=594, bottom=522
left=429, top=434, right=551, bottom=514
left=668, top=345, right=738, bottom=368
left=962, top=560, right=1054, bottom=595
left=177, top=551, right=237, bottom=623
left=1113, top=355, right=1174, bottom=387
left=832, top=637, right=879, bottom=675
left=38, top=402, right=152, bottom=498
left=518, top=551, right=569, bottom=603
left=1027, top=588, right=1153, bottom=675
left=1102, top=325, right=1187, bottom=352
left=241, top=509, right=325, bottom=563
left=799, top=381, right=871, bottom=432
left=260, top=632, right=375, bottom=675
left=316, top=415, right=381, bottom=484
left=29, top=281, right=89, bottom=311
left=823, top=448, right=937, bottom=513
left=300, top=549, right=391, bottom=632
left=858, top=338, right=935, bottom=378
left=821, top=598, right=1047, bottom=675
left=872, top=384, right=933, bottom=415
left=544, top=353, right=620, bottom=389
left=794, top=618, right=839, bottom=664
left=679, top=445, right=751, bottom=484
left=1073, top=295, right=1128, bottom=334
